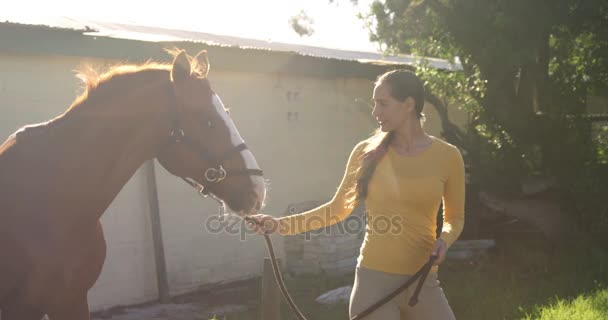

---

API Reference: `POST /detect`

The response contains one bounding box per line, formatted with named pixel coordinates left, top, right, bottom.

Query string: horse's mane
left=68, top=62, right=170, bottom=113
left=67, top=48, right=207, bottom=114
left=13, top=49, right=205, bottom=141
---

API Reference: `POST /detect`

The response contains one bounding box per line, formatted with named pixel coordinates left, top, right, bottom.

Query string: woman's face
left=372, top=82, right=415, bottom=132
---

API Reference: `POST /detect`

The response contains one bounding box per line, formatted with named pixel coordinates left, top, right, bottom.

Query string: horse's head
left=156, top=49, right=266, bottom=215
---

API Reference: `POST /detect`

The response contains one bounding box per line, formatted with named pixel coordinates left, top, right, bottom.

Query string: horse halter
left=163, top=84, right=264, bottom=197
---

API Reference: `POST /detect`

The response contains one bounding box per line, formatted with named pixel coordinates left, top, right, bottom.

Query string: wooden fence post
left=260, top=257, right=281, bottom=320
left=144, top=160, right=170, bottom=303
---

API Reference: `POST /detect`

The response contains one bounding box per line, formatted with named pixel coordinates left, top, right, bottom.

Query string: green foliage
left=595, top=124, right=608, bottom=164
left=414, top=60, right=483, bottom=115
left=360, top=0, right=608, bottom=233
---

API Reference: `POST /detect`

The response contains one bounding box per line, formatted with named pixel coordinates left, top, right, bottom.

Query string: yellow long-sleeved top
left=278, top=136, right=465, bottom=275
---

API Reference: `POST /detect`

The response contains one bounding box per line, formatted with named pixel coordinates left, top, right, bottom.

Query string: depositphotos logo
left=203, top=207, right=404, bottom=241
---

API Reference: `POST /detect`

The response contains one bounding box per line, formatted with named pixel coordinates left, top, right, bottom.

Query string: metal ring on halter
left=218, top=166, right=227, bottom=181
left=205, top=165, right=227, bottom=182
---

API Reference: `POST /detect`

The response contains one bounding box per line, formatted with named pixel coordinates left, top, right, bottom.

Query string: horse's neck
left=16, top=79, right=171, bottom=223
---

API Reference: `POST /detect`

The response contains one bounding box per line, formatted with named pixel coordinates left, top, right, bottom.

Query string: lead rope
left=242, top=215, right=437, bottom=320
left=244, top=216, right=309, bottom=320
left=179, top=175, right=307, bottom=318
left=187, top=177, right=435, bottom=320
left=350, top=254, right=437, bottom=320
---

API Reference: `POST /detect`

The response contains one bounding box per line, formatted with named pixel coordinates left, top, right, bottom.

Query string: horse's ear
left=171, top=50, right=191, bottom=83
left=193, top=50, right=210, bottom=77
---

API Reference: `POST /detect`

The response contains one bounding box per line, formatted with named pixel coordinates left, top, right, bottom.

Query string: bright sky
left=3, top=0, right=380, bottom=52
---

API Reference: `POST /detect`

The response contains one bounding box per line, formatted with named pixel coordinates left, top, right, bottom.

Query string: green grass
left=523, top=288, right=608, bottom=320
left=437, top=233, right=608, bottom=320
left=210, top=235, right=608, bottom=320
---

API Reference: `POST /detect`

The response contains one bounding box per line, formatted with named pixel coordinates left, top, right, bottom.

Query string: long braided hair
left=345, top=69, right=426, bottom=208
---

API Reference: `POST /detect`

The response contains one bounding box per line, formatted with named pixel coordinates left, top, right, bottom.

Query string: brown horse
left=0, top=49, right=266, bottom=319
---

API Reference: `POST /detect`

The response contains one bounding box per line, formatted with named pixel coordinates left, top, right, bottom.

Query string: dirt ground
left=91, top=303, right=250, bottom=320
left=91, top=279, right=259, bottom=320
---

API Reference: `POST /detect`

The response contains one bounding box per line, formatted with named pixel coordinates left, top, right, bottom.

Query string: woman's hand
left=246, top=214, right=280, bottom=235
left=431, top=238, right=447, bottom=265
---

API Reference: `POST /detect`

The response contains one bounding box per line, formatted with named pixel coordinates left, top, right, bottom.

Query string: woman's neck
left=391, top=118, right=430, bottom=147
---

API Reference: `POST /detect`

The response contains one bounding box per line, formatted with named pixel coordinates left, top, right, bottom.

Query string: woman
left=250, top=69, right=464, bottom=319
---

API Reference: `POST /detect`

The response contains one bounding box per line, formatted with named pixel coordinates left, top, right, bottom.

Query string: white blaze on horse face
left=212, top=94, right=266, bottom=206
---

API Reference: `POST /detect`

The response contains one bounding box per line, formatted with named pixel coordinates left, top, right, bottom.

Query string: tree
left=363, top=0, right=607, bottom=182
left=362, top=0, right=608, bottom=235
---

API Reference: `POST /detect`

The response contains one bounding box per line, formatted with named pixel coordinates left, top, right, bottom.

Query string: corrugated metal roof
left=0, top=16, right=459, bottom=71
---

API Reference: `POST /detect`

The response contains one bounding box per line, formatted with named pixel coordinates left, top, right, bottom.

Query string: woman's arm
left=247, top=141, right=367, bottom=236
left=438, top=147, right=466, bottom=248
left=275, top=141, right=367, bottom=235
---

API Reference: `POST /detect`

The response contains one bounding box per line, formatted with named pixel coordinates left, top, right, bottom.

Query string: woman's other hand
left=431, top=238, right=447, bottom=265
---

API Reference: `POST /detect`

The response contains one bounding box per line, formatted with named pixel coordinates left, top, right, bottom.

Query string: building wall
left=0, top=52, right=469, bottom=311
